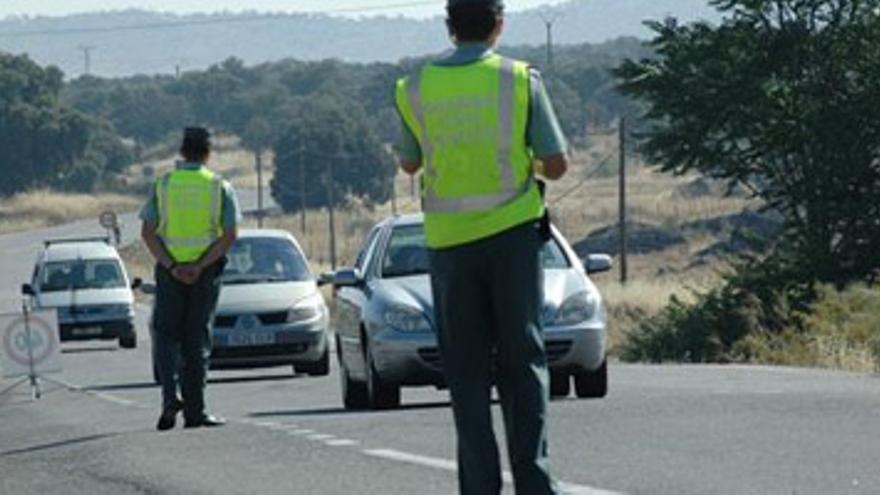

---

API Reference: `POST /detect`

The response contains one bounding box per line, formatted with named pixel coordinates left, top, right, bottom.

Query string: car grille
left=214, top=315, right=238, bottom=328
left=418, top=347, right=444, bottom=369
left=545, top=340, right=573, bottom=363
left=213, top=311, right=290, bottom=328
left=258, top=311, right=288, bottom=325
left=211, top=343, right=308, bottom=359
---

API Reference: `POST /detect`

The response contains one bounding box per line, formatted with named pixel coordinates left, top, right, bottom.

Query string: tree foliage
left=271, top=95, right=396, bottom=213
left=0, top=53, right=130, bottom=196
left=616, top=0, right=880, bottom=286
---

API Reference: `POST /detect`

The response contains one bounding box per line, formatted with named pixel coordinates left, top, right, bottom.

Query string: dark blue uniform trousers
left=429, top=221, right=557, bottom=495
left=152, top=263, right=221, bottom=422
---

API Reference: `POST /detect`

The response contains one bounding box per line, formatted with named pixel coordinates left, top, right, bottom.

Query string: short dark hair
left=447, top=4, right=503, bottom=42
left=180, top=127, right=211, bottom=162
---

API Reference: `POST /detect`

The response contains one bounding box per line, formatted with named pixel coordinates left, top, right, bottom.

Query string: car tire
left=365, top=342, right=400, bottom=410
left=338, top=335, right=368, bottom=410
left=119, top=334, right=137, bottom=349
left=575, top=359, right=608, bottom=399
left=296, top=346, right=331, bottom=377
left=550, top=371, right=571, bottom=398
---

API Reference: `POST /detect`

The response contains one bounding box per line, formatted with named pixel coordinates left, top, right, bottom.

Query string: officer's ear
left=488, top=16, right=504, bottom=45
left=445, top=17, right=457, bottom=43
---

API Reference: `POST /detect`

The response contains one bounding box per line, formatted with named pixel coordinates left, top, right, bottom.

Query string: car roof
left=238, top=229, right=294, bottom=240
left=387, top=213, right=424, bottom=229
left=43, top=241, right=119, bottom=262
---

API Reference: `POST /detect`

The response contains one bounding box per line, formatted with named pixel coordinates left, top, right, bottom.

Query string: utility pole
left=538, top=12, right=558, bottom=72
left=618, top=117, right=628, bottom=284
left=255, top=150, right=264, bottom=228
left=327, top=154, right=338, bottom=270
left=77, top=45, right=96, bottom=76
left=299, top=146, right=307, bottom=233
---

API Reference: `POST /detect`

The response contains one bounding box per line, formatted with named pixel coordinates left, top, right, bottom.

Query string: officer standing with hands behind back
left=395, top=1, right=570, bottom=493
left=141, top=127, right=240, bottom=431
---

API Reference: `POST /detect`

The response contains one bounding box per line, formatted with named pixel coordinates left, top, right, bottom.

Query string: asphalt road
left=2, top=202, right=880, bottom=495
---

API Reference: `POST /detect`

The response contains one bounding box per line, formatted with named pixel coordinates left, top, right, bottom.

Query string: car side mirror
left=21, top=283, right=35, bottom=296
left=317, top=271, right=335, bottom=287
left=585, top=254, right=613, bottom=275
left=131, top=277, right=143, bottom=290
left=333, top=268, right=363, bottom=288
left=139, top=282, right=157, bottom=295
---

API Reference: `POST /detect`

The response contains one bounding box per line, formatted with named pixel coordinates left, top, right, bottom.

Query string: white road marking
left=52, top=377, right=146, bottom=408
left=254, top=421, right=281, bottom=428
left=289, top=429, right=315, bottom=435
left=307, top=433, right=336, bottom=441
left=324, top=439, right=359, bottom=447
left=363, top=448, right=624, bottom=495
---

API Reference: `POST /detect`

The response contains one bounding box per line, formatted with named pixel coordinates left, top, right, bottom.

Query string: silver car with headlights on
left=331, top=214, right=611, bottom=410
left=209, top=230, right=330, bottom=376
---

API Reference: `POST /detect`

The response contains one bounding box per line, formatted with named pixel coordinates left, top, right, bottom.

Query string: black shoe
left=156, top=399, right=184, bottom=431
left=184, top=414, right=227, bottom=429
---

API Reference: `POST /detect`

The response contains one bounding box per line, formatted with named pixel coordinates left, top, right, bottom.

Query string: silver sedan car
left=331, top=214, right=611, bottom=410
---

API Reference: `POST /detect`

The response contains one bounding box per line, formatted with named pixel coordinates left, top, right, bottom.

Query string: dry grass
left=0, top=190, right=141, bottom=234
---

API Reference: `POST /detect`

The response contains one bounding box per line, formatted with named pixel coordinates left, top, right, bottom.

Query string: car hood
left=371, top=269, right=595, bottom=328
left=37, top=288, right=133, bottom=308
left=217, top=281, right=320, bottom=314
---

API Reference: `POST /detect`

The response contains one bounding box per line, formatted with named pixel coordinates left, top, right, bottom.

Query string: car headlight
left=287, top=294, right=325, bottom=323
left=553, top=291, right=600, bottom=326
left=384, top=305, right=432, bottom=333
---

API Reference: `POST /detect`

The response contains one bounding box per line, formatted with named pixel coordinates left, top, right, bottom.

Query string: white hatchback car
left=208, top=230, right=330, bottom=376
left=25, top=238, right=140, bottom=349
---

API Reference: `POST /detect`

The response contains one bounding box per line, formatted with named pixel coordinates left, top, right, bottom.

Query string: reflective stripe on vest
left=403, top=56, right=532, bottom=214
left=156, top=168, right=223, bottom=263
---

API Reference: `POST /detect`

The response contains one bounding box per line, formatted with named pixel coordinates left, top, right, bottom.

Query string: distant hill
left=0, top=0, right=720, bottom=78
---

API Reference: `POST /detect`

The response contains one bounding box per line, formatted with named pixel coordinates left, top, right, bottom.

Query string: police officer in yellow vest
left=141, top=127, right=240, bottom=430
left=395, top=1, right=569, bottom=493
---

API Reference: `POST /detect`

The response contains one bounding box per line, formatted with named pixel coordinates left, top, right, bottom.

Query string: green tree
left=616, top=0, right=880, bottom=286
left=0, top=53, right=115, bottom=196
left=271, top=95, right=396, bottom=213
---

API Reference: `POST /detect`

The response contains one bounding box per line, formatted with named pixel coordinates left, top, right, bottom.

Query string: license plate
left=72, top=327, right=103, bottom=337
left=227, top=333, right=275, bottom=347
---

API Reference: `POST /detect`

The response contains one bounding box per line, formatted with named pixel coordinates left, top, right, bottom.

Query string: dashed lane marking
left=306, top=433, right=336, bottom=441
left=324, top=439, right=359, bottom=447
left=363, top=448, right=625, bottom=495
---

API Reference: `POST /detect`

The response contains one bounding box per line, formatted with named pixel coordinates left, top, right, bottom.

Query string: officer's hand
left=172, top=265, right=200, bottom=285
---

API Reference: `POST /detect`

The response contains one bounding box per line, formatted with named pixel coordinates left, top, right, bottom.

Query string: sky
left=0, top=0, right=571, bottom=19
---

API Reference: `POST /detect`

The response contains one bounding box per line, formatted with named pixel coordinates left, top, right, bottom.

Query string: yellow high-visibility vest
left=156, top=167, right=223, bottom=263
left=396, top=54, right=543, bottom=249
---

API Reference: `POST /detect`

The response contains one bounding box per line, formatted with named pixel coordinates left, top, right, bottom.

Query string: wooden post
left=618, top=117, right=628, bottom=284
left=299, top=146, right=307, bottom=234
left=255, top=151, right=264, bottom=228
left=328, top=155, right=337, bottom=270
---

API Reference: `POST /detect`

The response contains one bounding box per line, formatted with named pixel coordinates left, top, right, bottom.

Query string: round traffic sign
left=99, top=210, right=118, bottom=229
left=2, top=315, right=57, bottom=368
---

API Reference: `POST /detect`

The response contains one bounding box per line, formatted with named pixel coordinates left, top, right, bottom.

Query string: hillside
left=0, top=0, right=720, bottom=77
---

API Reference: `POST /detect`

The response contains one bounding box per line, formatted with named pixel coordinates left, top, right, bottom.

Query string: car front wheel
left=550, top=371, right=571, bottom=398
left=365, top=341, right=400, bottom=410
left=119, top=334, right=137, bottom=349
left=574, top=359, right=608, bottom=399
left=296, top=346, right=330, bottom=376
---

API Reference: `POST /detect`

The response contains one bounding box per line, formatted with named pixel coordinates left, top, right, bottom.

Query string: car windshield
left=382, top=225, right=570, bottom=278
left=40, top=259, right=126, bottom=292
left=221, top=236, right=312, bottom=284
left=382, top=225, right=430, bottom=278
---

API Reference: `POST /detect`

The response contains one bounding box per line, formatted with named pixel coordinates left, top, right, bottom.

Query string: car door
left=335, top=225, right=384, bottom=379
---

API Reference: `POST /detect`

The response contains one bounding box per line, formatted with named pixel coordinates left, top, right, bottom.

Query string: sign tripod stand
left=0, top=294, right=66, bottom=402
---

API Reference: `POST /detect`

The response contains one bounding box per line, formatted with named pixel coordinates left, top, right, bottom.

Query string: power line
left=0, top=1, right=439, bottom=39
